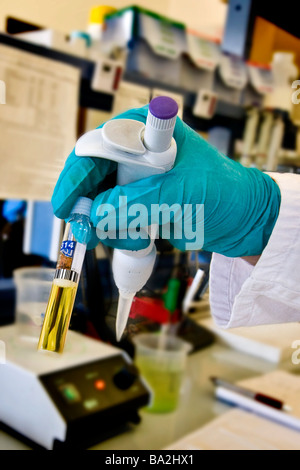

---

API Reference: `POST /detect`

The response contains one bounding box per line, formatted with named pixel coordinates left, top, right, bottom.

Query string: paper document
left=167, top=371, right=300, bottom=450
left=200, top=317, right=300, bottom=363
left=0, top=43, right=80, bottom=201
left=166, top=408, right=300, bottom=450
left=213, top=370, right=300, bottom=433
left=237, top=370, right=300, bottom=425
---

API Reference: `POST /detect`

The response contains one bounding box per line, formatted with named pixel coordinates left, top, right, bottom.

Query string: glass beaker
left=13, top=267, right=54, bottom=341
left=133, top=332, right=192, bottom=413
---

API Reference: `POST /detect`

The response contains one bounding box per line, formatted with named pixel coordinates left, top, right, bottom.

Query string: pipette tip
left=115, top=292, right=135, bottom=342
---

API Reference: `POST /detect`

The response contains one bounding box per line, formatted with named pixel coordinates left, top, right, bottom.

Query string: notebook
left=232, top=370, right=300, bottom=430
left=166, top=371, right=300, bottom=450
left=166, top=408, right=300, bottom=450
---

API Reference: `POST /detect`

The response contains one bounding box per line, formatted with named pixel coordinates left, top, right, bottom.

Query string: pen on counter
left=210, top=377, right=292, bottom=413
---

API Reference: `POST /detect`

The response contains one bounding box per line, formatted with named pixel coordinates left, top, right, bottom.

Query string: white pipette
left=75, top=96, right=178, bottom=340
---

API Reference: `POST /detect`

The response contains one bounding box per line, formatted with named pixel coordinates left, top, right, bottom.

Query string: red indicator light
left=94, top=379, right=106, bottom=391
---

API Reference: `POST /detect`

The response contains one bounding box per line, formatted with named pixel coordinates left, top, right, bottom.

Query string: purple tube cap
left=149, top=96, right=178, bottom=120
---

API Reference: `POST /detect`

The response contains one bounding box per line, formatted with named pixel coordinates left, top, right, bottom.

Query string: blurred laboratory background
left=0, top=0, right=300, bottom=451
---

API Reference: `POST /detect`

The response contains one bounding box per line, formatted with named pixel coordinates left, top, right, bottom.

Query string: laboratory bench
left=0, top=333, right=289, bottom=451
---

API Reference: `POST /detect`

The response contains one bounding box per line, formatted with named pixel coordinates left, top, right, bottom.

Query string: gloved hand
left=52, top=106, right=281, bottom=257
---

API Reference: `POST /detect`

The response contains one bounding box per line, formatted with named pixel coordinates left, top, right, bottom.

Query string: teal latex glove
left=52, top=106, right=281, bottom=257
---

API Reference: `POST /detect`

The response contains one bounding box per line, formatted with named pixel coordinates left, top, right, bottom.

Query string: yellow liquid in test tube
left=38, top=197, right=92, bottom=354
left=38, top=278, right=77, bottom=353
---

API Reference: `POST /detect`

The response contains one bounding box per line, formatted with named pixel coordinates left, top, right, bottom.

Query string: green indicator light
left=59, top=384, right=81, bottom=403
left=64, top=388, right=76, bottom=400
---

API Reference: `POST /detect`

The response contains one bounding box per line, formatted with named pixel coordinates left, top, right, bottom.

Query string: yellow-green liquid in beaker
left=37, top=278, right=77, bottom=353
left=135, top=355, right=183, bottom=413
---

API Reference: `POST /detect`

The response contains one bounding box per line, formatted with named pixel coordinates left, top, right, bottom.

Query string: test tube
left=38, top=197, right=92, bottom=353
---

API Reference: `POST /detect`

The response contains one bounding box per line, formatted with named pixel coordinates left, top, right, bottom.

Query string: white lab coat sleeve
left=209, top=172, right=300, bottom=328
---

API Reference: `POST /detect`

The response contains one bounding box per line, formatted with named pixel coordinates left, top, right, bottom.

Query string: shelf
left=119, top=73, right=247, bottom=161
left=123, top=70, right=247, bottom=140
left=0, top=32, right=247, bottom=142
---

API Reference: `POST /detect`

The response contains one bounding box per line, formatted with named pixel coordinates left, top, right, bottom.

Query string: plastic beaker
left=132, top=332, right=192, bottom=413
left=13, top=267, right=55, bottom=341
